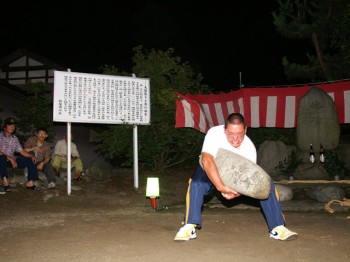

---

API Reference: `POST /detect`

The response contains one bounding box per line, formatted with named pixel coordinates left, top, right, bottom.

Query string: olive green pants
left=51, top=155, right=83, bottom=175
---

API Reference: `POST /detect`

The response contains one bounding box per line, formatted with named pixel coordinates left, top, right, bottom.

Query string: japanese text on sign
left=53, top=71, right=150, bottom=124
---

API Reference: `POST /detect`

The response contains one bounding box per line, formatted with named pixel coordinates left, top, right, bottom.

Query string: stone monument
left=296, top=87, right=340, bottom=154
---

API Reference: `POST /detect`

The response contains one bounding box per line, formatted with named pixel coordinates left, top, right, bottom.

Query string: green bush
left=275, top=150, right=303, bottom=174
left=323, top=150, right=349, bottom=179
left=93, top=46, right=209, bottom=172
left=14, top=81, right=55, bottom=142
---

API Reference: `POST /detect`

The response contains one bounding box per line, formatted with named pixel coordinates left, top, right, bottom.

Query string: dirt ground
left=1, top=168, right=349, bottom=262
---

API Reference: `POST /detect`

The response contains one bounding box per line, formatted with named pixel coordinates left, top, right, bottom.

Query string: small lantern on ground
left=146, top=177, right=160, bottom=210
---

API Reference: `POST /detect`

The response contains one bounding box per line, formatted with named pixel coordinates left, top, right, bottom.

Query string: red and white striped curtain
left=175, top=80, right=350, bottom=133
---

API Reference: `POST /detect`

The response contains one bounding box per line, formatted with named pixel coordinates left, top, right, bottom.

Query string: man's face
left=36, top=130, right=48, bottom=142
left=224, top=123, right=246, bottom=148
left=4, top=124, right=15, bottom=134
left=64, top=134, right=73, bottom=142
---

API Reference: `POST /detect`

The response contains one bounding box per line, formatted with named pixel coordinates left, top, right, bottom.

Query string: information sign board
left=53, top=71, right=150, bottom=124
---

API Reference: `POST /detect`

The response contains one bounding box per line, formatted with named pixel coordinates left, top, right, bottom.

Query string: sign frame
left=53, top=70, right=150, bottom=195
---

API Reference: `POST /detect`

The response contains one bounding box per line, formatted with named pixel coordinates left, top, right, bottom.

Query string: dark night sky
left=1, top=0, right=311, bottom=91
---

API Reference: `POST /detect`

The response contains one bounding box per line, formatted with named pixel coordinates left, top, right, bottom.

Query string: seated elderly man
left=51, top=133, right=84, bottom=181
left=24, top=127, right=56, bottom=189
left=0, top=117, right=39, bottom=193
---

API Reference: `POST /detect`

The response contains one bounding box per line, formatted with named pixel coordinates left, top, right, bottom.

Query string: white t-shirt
left=201, top=125, right=257, bottom=163
left=53, top=139, right=80, bottom=159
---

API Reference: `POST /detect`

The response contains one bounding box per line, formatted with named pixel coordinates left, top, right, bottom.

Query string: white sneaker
left=174, top=224, right=197, bottom=241
left=48, top=182, right=56, bottom=189
left=270, top=225, right=298, bottom=241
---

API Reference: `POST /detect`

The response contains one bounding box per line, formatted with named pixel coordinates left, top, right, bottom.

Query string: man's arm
left=201, top=152, right=238, bottom=197
left=6, top=155, right=17, bottom=168
left=24, top=137, right=37, bottom=153
left=36, top=145, right=51, bottom=170
left=71, top=143, right=80, bottom=158
left=53, top=140, right=60, bottom=155
left=53, top=140, right=66, bottom=159
left=24, top=146, right=38, bottom=153
left=19, top=149, right=36, bottom=162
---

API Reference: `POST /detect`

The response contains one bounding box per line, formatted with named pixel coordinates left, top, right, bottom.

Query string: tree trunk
left=311, top=32, right=332, bottom=80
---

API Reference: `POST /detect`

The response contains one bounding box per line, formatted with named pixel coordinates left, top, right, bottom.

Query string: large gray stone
left=308, top=186, right=346, bottom=203
left=214, top=148, right=271, bottom=199
left=275, top=184, right=293, bottom=202
left=88, top=159, right=113, bottom=181
left=296, top=87, right=340, bottom=152
left=293, top=163, right=331, bottom=180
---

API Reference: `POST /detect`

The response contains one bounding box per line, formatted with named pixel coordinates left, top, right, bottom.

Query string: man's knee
left=0, top=155, right=7, bottom=163
left=51, top=155, right=64, bottom=167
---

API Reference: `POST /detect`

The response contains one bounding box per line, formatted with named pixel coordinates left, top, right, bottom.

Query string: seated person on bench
left=24, top=127, right=57, bottom=189
left=51, top=133, right=84, bottom=181
left=0, top=117, right=38, bottom=192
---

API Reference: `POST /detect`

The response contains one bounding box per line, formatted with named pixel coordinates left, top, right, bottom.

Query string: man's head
left=3, top=117, right=16, bottom=134
left=224, top=113, right=247, bottom=148
left=3, top=117, right=16, bottom=127
left=35, top=127, right=48, bottom=142
left=64, top=133, right=73, bottom=142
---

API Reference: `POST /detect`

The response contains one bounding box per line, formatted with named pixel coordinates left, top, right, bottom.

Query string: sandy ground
left=0, top=168, right=349, bottom=262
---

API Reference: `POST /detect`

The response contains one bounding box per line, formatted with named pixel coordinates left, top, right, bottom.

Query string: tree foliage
left=93, top=46, right=210, bottom=172
left=14, top=81, right=54, bottom=141
left=273, top=0, right=350, bottom=81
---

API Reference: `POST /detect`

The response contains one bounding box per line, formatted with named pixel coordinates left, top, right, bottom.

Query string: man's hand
left=37, top=162, right=44, bottom=170
left=7, top=156, right=17, bottom=168
left=220, top=185, right=241, bottom=200
left=221, top=192, right=241, bottom=200
left=30, top=155, right=36, bottom=163
left=220, top=184, right=237, bottom=194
